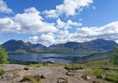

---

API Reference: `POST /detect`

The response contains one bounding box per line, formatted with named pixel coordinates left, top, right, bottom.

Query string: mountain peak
left=49, top=39, right=117, bottom=53
left=2, top=39, right=47, bottom=53
left=1, top=39, right=117, bottom=53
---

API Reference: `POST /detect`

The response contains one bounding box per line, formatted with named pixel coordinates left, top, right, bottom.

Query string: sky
left=0, top=0, right=118, bottom=46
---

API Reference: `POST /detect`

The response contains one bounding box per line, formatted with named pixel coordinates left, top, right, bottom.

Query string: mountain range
left=48, top=39, right=117, bottom=53
left=2, top=39, right=47, bottom=53
left=1, top=39, right=117, bottom=54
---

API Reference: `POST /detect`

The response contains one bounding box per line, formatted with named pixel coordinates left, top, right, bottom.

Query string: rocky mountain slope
left=1, top=39, right=117, bottom=53
left=49, top=39, right=117, bottom=53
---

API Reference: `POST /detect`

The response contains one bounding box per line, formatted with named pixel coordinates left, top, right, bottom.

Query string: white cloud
left=0, top=0, right=13, bottom=13
left=92, top=6, right=96, bottom=10
left=58, top=30, right=69, bottom=39
left=56, top=19, right=65, bottom=29
left=78, top=21, right=118, bottom=37
left=70, top=21, right=118, bottom=42
left=43, top=10, right=58, bottom=18
left=28, top=30, right=70, bottom=46
left=43, top=0, right=93, bottom=18
left=56, top=18, right=82, bottom=29
left=0, top=17, right=21, bottom=33
left=41, top=33, right=55, bottom=43
left=28, top=21, right=118, bottom=46
left=0, top=7, right=58, bottom=34
left=28, top=36, right=39, bottom=44
left=28, top=33, right=55, bottom=46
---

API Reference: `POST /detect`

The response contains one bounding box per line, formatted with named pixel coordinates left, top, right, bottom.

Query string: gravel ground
left=0, top=64, right=109, bottom=83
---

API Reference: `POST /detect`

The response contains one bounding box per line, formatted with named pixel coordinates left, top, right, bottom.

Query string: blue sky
left=0, top=0, right=118, bottom=46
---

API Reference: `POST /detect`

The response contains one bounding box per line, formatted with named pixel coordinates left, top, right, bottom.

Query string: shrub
left=23, top=67, right=29, bottom=71
left=29, top=63, right=45, bottom=67
left=0, top=46, right=9, bottom=64
left=64, top=64, right=84, bottom=70
left=105, top=71, right=118, bottom=83
left=0, top=69, right=6, bottom=76
left=20, top=75, right=41, bottom=83
left=40, top=74, right=46, bottom=79
left=93, top=68, right=105, bottom=76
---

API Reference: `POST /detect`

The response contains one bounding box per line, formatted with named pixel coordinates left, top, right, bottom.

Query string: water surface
left=8, top=53, right=90, bottom=63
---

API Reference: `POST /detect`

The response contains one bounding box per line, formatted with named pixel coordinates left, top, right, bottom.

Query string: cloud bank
left=0, top=7, right=58, bottom=34
left=28, top=21, right=118, bottom=46
left=43, top=0, right=93, bottom=18
left=0, top=0, right=12, bottom=13
left=0, top=0, right=118, bottom=46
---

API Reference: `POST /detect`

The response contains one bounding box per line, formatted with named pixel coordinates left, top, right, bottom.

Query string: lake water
left=8, top=53, right=90, bottom=63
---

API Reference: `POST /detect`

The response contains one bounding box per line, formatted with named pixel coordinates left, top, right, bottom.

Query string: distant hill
left=1, top=39, right=117, bottom=54
left=73, top=47, right=118, bottom=63
left=48, top=39, right=117, bottom=53
left=2, top=39, right=47, bottom=53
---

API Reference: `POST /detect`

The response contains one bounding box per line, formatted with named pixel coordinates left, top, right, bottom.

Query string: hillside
left=1, top=39, right=117, bottom=54
left=73, top=47, right=118, bottom=63
left=2, top=39, right=47, bottom=53
left=48, top=39, right=117, bottom=53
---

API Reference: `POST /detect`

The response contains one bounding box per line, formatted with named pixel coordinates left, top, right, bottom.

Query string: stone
left=57, top=78, right=68, bottom=83
left=86, top=76, right=91, bottom=80
left=97, top=75, right=106, bottom=79
left=101, top=75, right=106, bottom=79
left=2, top=73, right=14, bottom=81
left=40, top=74, right=47, bottom=79
left=66, top=71, right=75, bottom=76
left=0, top=76, right=1, bottom=80
left=82, top=75, right=91, bottom=80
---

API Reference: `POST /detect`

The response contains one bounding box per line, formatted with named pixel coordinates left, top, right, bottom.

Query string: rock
left=57, top=78, right=68, bottom=83
left=0, top=76, right=1, bottom=80
left=40, top=74, right=47, bottom=79
left=97, top=75, right=106, bottom=79
left=101, top=75, right=106, bottom=79
left=66, top=70, right=76, bottom=76
left=2, top=73, right=14, bottom=81
left=66, top=71, right=75, bottom=76
left=86, top=76, right=91, bottom=80
left=20, top=77, right=31, bottom=82
left=82, top=75, right=91, bottom=80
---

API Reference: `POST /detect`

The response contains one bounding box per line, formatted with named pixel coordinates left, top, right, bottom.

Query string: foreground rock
left=57, top=78, right=68, bottom=83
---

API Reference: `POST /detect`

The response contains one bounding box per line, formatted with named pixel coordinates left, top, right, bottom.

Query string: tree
left=0, top=46, right=8, bottom=64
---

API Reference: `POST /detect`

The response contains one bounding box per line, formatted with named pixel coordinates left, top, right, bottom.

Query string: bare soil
left=0, top=64, right=109, bottom=83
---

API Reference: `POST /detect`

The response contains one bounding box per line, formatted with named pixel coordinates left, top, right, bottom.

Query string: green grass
left=29, top=62, right=56, bottom=67
left=20, top=75, right=41, bottom=83
left=23, top=67, right=29, bottom=71
left=0, top=69, right=6, bottom=76
left=105, top=71, right=118, bottom=83
left=83, top=60, right=109, bottom=68
left=93, top=68, right=106, bottom=76
left=80, top=60, right=118, bottom=83
left=64, top=64, right=84, bottom=70
left=89, top=63, right=118, bottom=83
